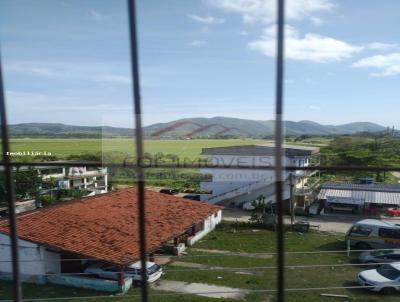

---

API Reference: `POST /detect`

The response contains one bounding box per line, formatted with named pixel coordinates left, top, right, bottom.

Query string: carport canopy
left=318, top=183, right=400, bottom=206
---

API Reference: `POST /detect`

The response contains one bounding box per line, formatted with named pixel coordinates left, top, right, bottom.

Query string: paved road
left=222, top=208, right=387, bottom=234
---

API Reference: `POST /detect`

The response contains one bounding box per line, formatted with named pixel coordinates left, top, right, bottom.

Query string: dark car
left=182, top=194, right=200, bottom=201
left=360, top=250, right=400, bottom=264
left=159, top=188, right=178, bottom=195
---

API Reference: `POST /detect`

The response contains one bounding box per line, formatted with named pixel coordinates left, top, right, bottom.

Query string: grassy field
left=1, top=224, right=399, bottom=302
left=9, top=138, right=267, bottom=160
left=9, top=137, right=329, bottom=161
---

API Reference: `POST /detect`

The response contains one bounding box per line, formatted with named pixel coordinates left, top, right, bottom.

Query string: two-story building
left=18, top=161, right=108, bottom=195
left=200, top=144, right=320, bottom=211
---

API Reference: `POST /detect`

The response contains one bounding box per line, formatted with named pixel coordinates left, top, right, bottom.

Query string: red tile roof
left=0, top=188, right=222, bottom=266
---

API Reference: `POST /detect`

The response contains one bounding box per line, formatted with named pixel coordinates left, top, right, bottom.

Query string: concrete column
left=104, top=174, right=108, bottom=192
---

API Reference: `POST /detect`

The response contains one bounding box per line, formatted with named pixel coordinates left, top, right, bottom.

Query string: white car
left=84, top=261, right=162, bottom=283
left=357, top=262, right=400, bottom=294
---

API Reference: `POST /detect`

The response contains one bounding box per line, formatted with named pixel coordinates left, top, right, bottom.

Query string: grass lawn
left=1, top=223, right=399, bottom=302
left=162, top=223, right=399, bottom=301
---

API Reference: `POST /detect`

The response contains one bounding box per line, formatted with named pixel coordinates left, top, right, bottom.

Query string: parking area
left=160, top=222, right=400, bottom=301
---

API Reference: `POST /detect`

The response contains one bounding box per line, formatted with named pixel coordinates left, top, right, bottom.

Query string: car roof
left=128, top=261, right=156, bottom=269
left=356, top=219, right=400, bottom=228
left=371, top=249, right=400, bottom=254
left=390, top=262, right=400, bottom=270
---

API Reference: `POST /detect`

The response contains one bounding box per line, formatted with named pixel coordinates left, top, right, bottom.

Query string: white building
left=0, top=234, right=60, bottom=283
left=200, top=144, right=320, bottom=209
left=19, top=161, right=108, bottom=195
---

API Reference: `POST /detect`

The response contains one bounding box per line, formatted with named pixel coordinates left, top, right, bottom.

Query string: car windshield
left=147, top=264, right=160, bottom=275
left=377, top=265, right=400, bottom=280
left=124, top=267, right=138, bottom=274
left=371, top=250, right=394, bottom=256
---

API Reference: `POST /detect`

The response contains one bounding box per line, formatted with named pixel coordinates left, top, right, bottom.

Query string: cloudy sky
left=0, top=0, right=399, bottom=128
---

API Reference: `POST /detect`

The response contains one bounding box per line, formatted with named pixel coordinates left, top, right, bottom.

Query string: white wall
left=0, top=233, right=60, bottom=283
left=202, top=154, right=311, bottom=202
left=188, top=210, right=222, bottom=246
left=43, top=248, right=61, bottom=274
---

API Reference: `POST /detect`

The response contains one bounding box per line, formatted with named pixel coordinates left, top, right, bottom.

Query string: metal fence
left=0, top=1, right=398, bottom=302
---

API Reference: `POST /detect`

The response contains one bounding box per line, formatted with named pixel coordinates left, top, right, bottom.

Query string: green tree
left=14, top=168, right=42, bottom=199
left=249, top=195, right=273, bottom=225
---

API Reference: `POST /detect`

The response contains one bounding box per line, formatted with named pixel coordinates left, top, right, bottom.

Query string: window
left=371, top=250, right=394, bottom=256
left=387, top=254, right=400, bottom=260
left=377, top=265, right=400, bottom=280
left=147, top=264, right=160, bottom=275
left=350, top=225, right=372, bottom=236
left=126, top=267, right=140, bottom=275
left=379, top=228, right=400, bottom=239
left=193, top=221, right=204, bottom=234
left=102, top=264, right=119, bottom=272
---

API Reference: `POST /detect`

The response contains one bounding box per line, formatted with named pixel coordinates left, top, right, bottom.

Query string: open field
left=1, top=223, right=399, bottom=302
left=8, top=137, right=328, bottom=160
left=9, top=138, right=267, bottom=160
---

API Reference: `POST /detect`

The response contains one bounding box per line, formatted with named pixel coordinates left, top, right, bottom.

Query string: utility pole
left=289, top=173, right=295, bottom=224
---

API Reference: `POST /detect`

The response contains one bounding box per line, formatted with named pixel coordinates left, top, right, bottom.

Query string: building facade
left=19, top=162, right=108, bottom=195
left=200, top=144, right=320, bottom=210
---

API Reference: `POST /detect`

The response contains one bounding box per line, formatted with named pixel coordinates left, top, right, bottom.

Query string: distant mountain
left=143, top=117, right=386, bottom=138
left=9, top=123, right=133, bottom=138
left=9, top=118, right=387, bottom=138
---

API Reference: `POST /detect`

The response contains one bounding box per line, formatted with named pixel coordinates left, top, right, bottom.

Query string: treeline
left=320, top=134, right=400, bottom=182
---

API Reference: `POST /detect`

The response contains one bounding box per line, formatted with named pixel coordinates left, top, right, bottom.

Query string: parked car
left=357, top=263, right=400, bottom=294
left=345, top=219, right=400, bottom=249
left=387, top=208, right=400, bottom=217
left=182, top=194, right=200, bottom=201
left=159, top=188, right=178, bottom=195
left=325, top=202, right=358, bottom=214
left=360, top=249, right=400, bottom=264
left=84, top=261, right=162, bottom=283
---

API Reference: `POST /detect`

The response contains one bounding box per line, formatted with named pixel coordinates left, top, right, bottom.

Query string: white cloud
left=188, top=14, right=225, bottom=24
left=207, top=0, right=334, bottom=24
left=249, top=25, right=363, bottom=63
left=352, top=53, right=400, bottom=77
left=189, top=40, right=208, bottom=46
left=5, top=61, right=131, bottom=84
left=366, top=42, right=398, bottom=51
left=239, top=30, right=248, bottom=36
left=310, top=17, right=323, bottom=26
left=5, top=90, right=134, bottom=127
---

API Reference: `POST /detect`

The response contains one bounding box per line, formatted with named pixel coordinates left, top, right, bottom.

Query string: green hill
left=9, top=118, right=386, bottom=138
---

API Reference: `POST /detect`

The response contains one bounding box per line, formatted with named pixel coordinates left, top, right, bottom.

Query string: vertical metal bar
left=0, top=52, right=22, bottom=301
left=274, top=0, right=285, bottom=302
left=126, top=1, right=148, bottom=302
